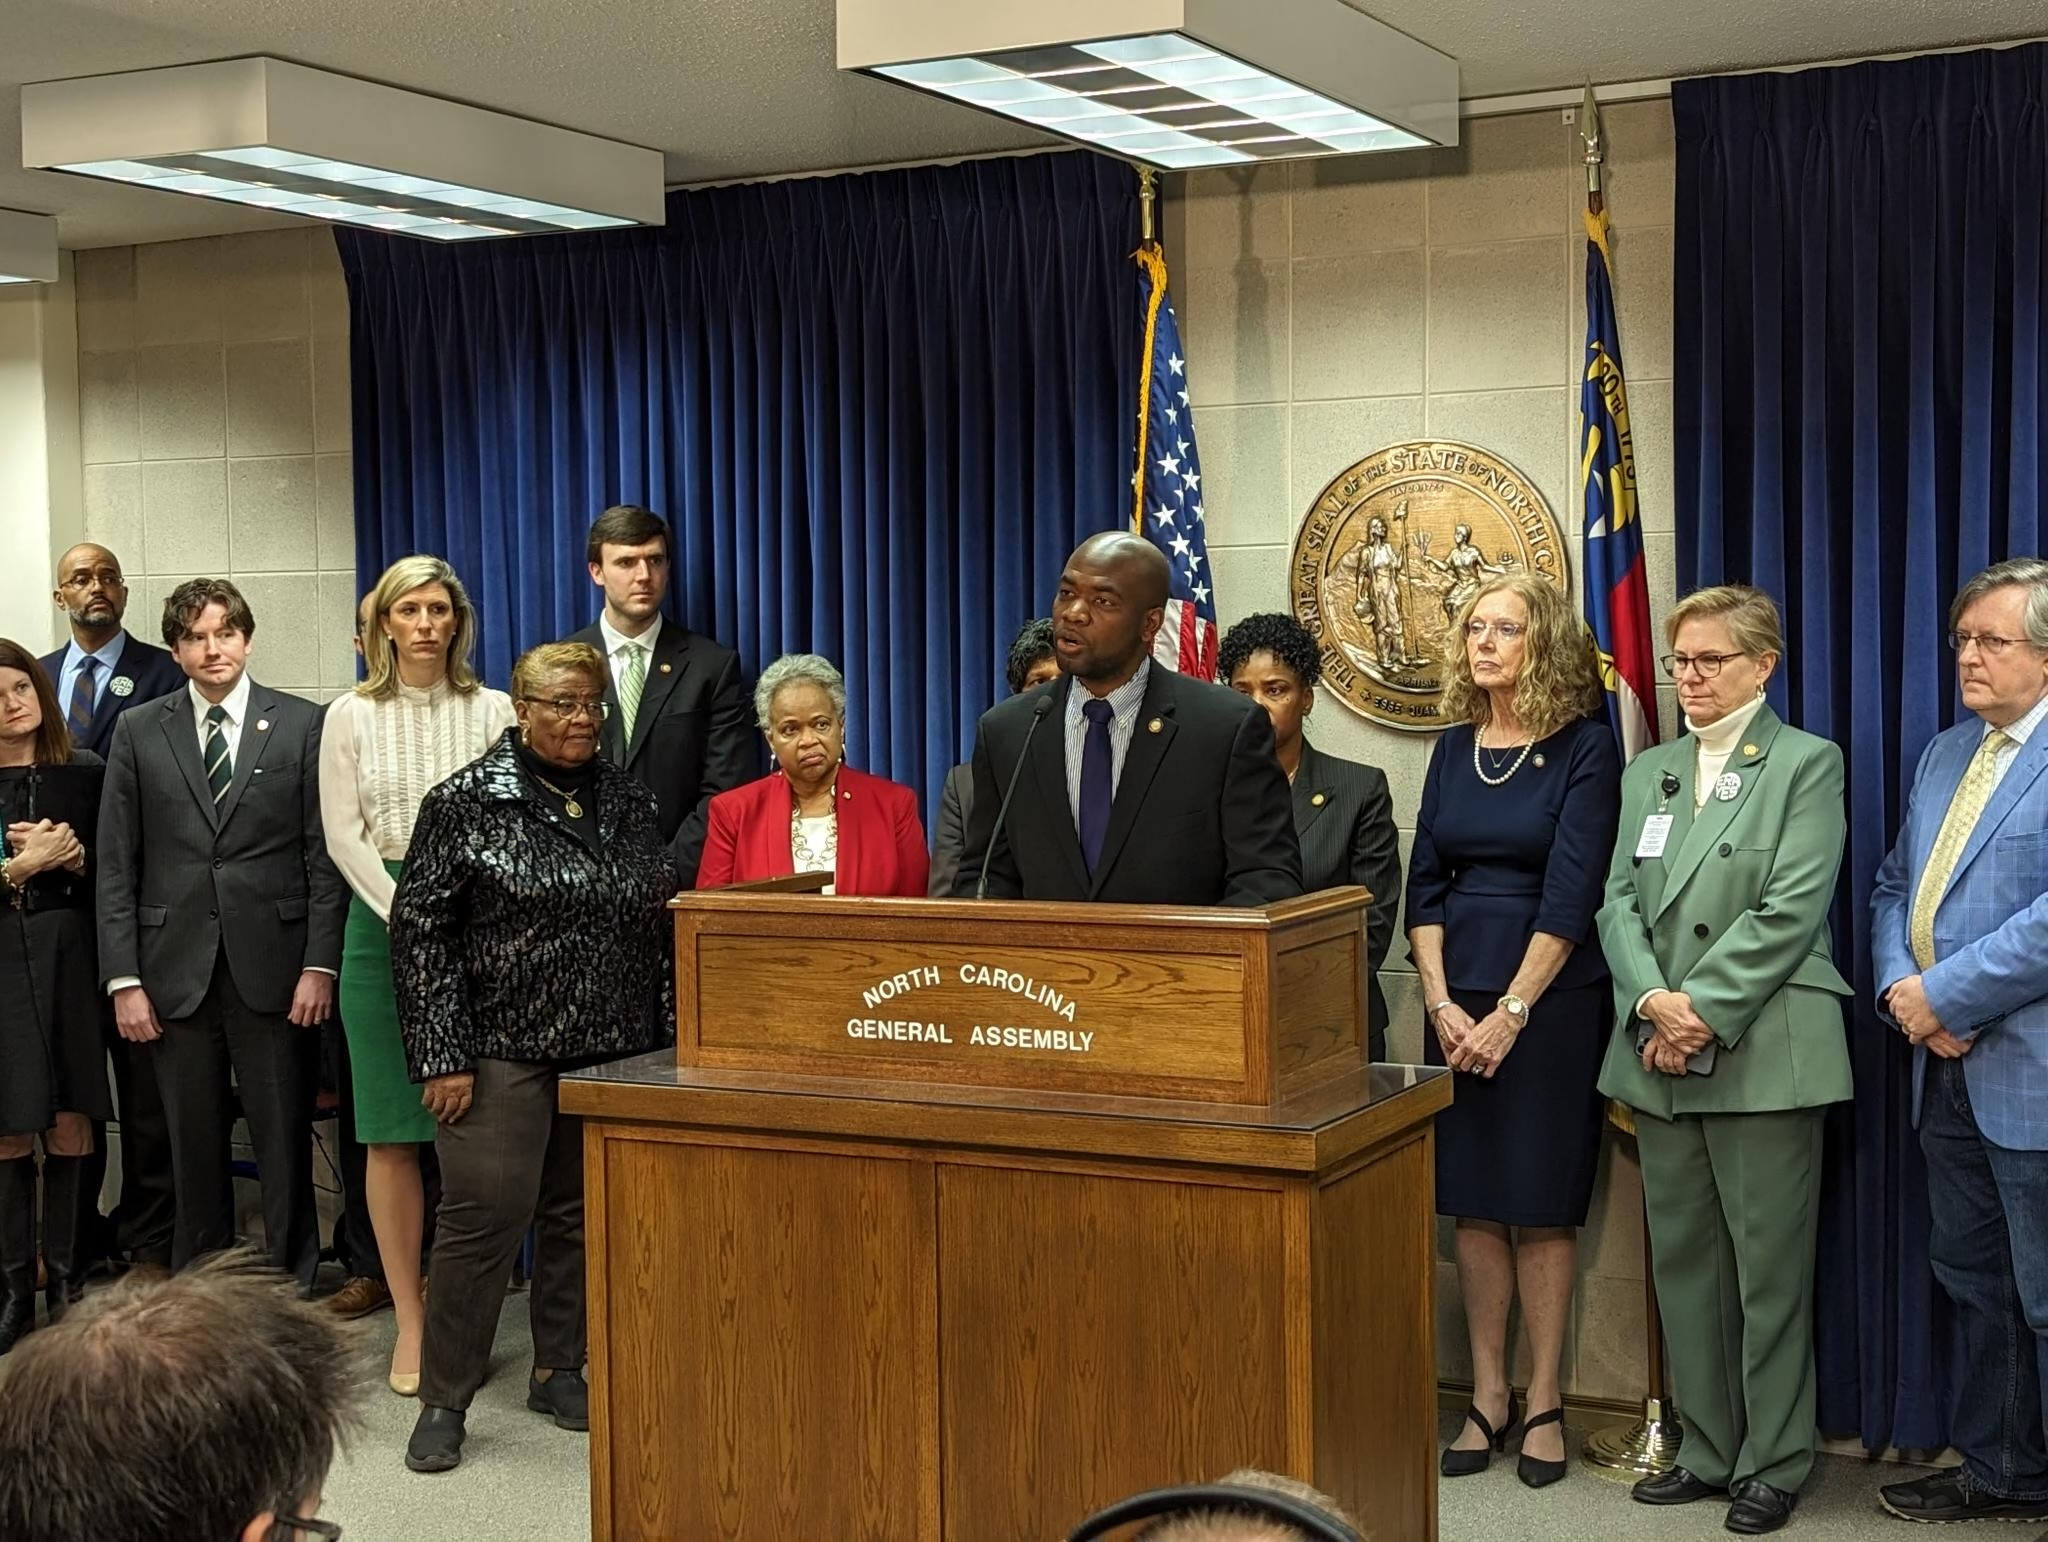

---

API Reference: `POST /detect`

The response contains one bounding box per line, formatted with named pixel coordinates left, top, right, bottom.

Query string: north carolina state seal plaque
left=1290, top=441, right=1569, bottom=732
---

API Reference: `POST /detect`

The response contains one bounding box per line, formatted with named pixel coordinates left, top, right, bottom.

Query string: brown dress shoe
left=325, top=1276, right=393, bottom=1319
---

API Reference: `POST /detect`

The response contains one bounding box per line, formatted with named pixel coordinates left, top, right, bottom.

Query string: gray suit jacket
left=928, top=761, right=973, bottom=898
left=1292, top=738, right=1401, bottom=1047
left=97, top=679, right=348, bottom=1019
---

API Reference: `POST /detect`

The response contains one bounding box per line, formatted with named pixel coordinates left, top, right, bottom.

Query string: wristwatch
left=1497, top=993, right=1529, bottom=1022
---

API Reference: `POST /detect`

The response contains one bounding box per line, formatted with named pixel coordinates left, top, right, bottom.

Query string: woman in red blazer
left=695, top=653, right=929, bottom=898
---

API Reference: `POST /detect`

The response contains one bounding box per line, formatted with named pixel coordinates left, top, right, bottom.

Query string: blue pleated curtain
left=1675, top=45, right=2048, bottom=1451
left=336, top=151, right=1141, bottom=818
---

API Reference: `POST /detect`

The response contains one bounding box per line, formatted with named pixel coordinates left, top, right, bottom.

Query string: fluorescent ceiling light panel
left=22, top=58, right=665, bottom=241
left=0, top=208, right=59, bottom=283
left=839, top=0, right=1457, bottom=166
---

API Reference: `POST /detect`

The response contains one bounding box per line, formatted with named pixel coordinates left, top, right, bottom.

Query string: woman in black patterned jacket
left=390, top=640, right=675, bottom=1476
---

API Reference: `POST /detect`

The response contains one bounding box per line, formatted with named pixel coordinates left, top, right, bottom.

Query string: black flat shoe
left=527, top=1367, right=590, bottom=1432
left=1632, top=1466, right=1724, bottom=1506
left=404, top=1405, right=466, bottom=1474
left=1517, top=1407, right=1567, bottom=1489
left=1725, top=1478, right=1796, bottom=1534
left=1440, top=1392, right=1520, bottom=1478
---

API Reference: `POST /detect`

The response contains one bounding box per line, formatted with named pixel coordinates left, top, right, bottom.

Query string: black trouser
left=101, top=1026, right=176, bottom=1264
left=326, top=1021, right=440, bottom=1281
left=420, top=1059, right=584, bottom=1410
left=146, top=951, right=320, bottom=1287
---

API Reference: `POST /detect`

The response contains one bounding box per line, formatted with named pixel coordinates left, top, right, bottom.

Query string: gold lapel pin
left=1310, top=792, right=1326, bottom=807
left=659, top=662, right=672, bottom=674
left=1147, top=717, right=1163, bottom=734
left=1743, top=744, right=1758, bottom=756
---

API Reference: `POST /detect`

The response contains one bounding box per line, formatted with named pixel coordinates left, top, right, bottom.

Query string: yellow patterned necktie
left=1909, top=728, right=2010, bottom=969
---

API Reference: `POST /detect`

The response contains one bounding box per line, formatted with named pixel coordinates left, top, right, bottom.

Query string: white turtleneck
left=1687, top=693, right=1767, bottom=810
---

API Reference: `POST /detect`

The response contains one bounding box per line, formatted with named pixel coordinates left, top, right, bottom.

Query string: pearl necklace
left=1471, top=730, right=1534, bottom=787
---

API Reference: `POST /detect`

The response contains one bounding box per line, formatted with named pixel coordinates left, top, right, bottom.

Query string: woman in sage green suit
left=1595, top=585, right=1851, bottom=1538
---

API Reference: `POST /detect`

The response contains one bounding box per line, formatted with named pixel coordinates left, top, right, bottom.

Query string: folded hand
left=1449, top=1008, right=1519, bottom=1079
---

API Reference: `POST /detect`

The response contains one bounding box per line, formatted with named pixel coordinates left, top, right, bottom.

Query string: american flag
left=1133, top=242, right=1217, bottom=679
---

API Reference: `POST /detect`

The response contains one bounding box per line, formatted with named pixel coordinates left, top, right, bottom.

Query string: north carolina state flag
left=1580, top=207, right=1659, bottom=762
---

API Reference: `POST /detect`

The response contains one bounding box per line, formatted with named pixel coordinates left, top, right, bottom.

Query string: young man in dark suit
left=565, top=505, right=753, bottom=888
left=40, top=541, right=184, bottom=1270
left=96, top=579, right=349, bottom=1288
left=953, top=532, right=1303, bottom=906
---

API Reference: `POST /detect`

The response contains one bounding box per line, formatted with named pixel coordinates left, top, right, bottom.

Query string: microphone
left=976, top=693, right=1055, bottom=901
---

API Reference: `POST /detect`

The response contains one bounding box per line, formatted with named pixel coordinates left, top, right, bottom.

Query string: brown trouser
left=419, top=1058, right=584, bottom=1410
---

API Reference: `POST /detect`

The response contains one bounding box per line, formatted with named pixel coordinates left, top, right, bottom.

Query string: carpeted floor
left=319, top=1288, right=1971, bottom=1542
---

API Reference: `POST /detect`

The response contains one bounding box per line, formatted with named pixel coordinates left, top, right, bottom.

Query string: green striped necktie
left=203, top=704, right=234, bottom=805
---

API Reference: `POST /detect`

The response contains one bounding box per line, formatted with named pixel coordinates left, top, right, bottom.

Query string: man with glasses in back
left=0, top=1250, right=358, bottom=1542
left=40, top=542, right=184, bottom=1273
left=1872, top=557, right=2048, bottom=1526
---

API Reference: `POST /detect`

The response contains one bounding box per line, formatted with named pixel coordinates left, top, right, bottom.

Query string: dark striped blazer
left=1293, top=738, right=1401, bottom=1055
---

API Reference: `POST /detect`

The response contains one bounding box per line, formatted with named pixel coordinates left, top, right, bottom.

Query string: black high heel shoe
left=1517, top=1407, right=1568, bottom=1488
left=1440, top=1392, right=1521, bottom=1478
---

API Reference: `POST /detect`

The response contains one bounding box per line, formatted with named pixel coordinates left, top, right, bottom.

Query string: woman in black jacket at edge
left=392, top=641, right=675, bottom=1475
left=0, top=642, right=110, bottom=1353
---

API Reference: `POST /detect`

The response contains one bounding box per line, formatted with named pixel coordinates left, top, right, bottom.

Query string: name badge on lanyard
left=1635, top=814, right=1674, bottom=860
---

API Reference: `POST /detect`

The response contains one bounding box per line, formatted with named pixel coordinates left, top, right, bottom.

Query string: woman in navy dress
left=1406, top=574, right=1621, bottom=1489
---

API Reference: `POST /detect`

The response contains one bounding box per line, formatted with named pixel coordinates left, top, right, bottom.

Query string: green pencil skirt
left=340, top=859, right=436, bottom=1145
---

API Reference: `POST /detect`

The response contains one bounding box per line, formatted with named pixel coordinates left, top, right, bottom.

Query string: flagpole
left=1576, top=81, right=1684, bottom=1483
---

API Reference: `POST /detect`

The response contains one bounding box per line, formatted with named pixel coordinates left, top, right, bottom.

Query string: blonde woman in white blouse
left=321, top=556, right=513, bottom=1395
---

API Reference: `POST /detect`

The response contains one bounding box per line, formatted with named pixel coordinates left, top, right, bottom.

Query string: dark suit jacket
left=566, top=620, right=753, bottom=887
left=1293, top=738, right=1402, bottom=1049
left=953, top=669, right=1303, bottom=906
left=696, top=765, right=930, bottom=898
left=40, top=632, right=186, bottom=759
left=928, top=761, right=973, bottom=898
left=96, top=680, right=349, bottom=1020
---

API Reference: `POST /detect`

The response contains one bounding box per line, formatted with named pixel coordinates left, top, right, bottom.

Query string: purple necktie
left=1078, top=696, right=1114, bottom=874
left=66, top=657, right=97, bottom=739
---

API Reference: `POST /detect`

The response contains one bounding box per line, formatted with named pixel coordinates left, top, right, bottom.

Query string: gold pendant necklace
left=531, top=772, right=585, bottom=819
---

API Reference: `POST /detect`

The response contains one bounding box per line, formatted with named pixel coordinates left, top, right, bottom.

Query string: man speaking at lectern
left=953, top=532, right=1302, bottom=906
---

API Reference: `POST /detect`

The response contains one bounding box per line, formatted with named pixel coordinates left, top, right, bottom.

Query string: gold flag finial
left=1137, top=164, right=1158, bottom=243
left=1578, top=84, right=1604, bottom=202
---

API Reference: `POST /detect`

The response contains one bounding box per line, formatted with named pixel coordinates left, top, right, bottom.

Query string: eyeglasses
left=520, top=696, right=609, bottom=723
left=1661, top=651, right=1747, bottom=679
left=58, top=569, right=125, bottom=592
left=1948, top=630, right=2034, bottom=657
left=1463, top=621, right=1526, bottom=641
left=269, top=1513, right=343, bottom=1540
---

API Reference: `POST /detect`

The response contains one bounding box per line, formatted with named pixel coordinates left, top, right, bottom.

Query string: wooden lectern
left=564, top=885, right=1450, bottom=1542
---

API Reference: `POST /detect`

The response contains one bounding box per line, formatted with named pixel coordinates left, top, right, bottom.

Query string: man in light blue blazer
left=1871, top=557, right=2048, bottom=1526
